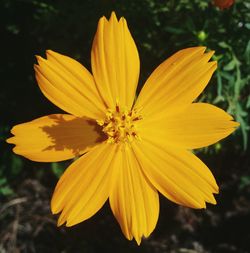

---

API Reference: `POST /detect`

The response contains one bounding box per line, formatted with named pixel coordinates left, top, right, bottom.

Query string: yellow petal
left=135, top=47, right=217, bottom=117
left=132, top=140, right=218, bottom=209
left=52, top=142, right=118, bottom=226
left=34, top=50, right=106, bottom=119
left=109, top=144, right=159, bottom=245
left=91, top=12, right=140, bottom=109
left=7, top=114, right=104, bottom=162
left=138, top=103, right=239, bottom=149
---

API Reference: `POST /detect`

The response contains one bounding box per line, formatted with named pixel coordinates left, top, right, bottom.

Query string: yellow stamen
left=97, top=104, right=142, bottom=143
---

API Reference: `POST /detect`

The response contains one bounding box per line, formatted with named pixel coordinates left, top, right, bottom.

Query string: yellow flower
left=7, top=12, right=239, bottom=244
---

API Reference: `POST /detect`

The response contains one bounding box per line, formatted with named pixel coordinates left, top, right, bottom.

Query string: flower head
left=7, top=12, right=239, bottom=244
left=213, top=0, right=235, bottom=9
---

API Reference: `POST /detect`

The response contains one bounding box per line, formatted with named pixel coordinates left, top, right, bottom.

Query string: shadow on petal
left=40, top=114, right=107, bottom=157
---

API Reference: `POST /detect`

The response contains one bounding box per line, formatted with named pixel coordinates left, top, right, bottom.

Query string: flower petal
left=109, top=145, right=159, bottom=245
left=91, top=12, right=140, bottom=109
left=7, top=114, right=105, bottom=162
left=138, top=103, right=239, bottom=149
left=52, top=142, right=118, bottom=226
left=132, top=140, right=218, bottom=209
left=34, top=50, right=106, bottom=119
left=135, top=47, right=217, bottom=117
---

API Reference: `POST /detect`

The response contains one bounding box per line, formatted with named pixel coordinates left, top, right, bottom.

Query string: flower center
left=97, top=105, right=142, bottom=143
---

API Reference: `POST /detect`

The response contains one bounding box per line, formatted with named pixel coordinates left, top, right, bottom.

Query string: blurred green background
left=1, top=0, right=250, bottom=252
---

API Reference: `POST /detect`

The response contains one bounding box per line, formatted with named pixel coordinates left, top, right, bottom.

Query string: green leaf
left=0, top=186, right=14, bottom=196
left=223, top=60, right=236, bottom=71
left=218, top=41, right=231, bottom=49
left=239, top=176, right=250, bottom=190
left=51, top=163, right=65, bottom=179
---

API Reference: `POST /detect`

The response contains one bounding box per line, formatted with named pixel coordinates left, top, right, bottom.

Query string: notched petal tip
left=120, top=16, right=127, bottom=24
left=233, top=120, right=240, bottom=128
left=65, top=218, right=82, bottom=227
left=6, top=136, right=14, bottom=144
left=45, top=49, right=55, bottom=56
left=193, top=201, right=207, bottom=209
left=98, top=15, right=108, bottom=26
left=36, top=50, right=55, bottom=62
left=51, top=199, right=60, bottom=215
left=210, top=60, right=218, bottom=67
left=57, top=221, right=64, bottom=227
left=45, top=49, right=57, bottom=60
left=45, top=49, right=60, bottom=62
left=135, top=237, right=142, bottom=246
left=55, top=208, right=89, bottom=227
left=209, top=194, right=217, bottom=205
left=35, top=55, right=43, bottom=62
left=45, top=49, right=67, bottom=61
left=6, top=126, right=19, bottom=145
left=33, top=63, right=39, bottom=71
left=184, top=46, right=206, bottom=54
left=110, top=11, right=118, bottom=22
left=207, top=61, right=218, bottom=73
left=205, top=50, right=215, bottom=59
left=57, top=214, right=66, bottom=227
left=12, top=146, right=19, bottom=155
left=65, top=220, right=75, bottom=227
left=213, top=183, right=219, bottom=194
left=35, top=55, right=47, bottom=66
left=123, top=232, right=142, bottom=246
left=191, top=200, right=207, bottom=209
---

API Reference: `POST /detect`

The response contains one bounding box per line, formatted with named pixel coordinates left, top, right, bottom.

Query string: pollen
left=97, top=104, right=142, bottom=143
